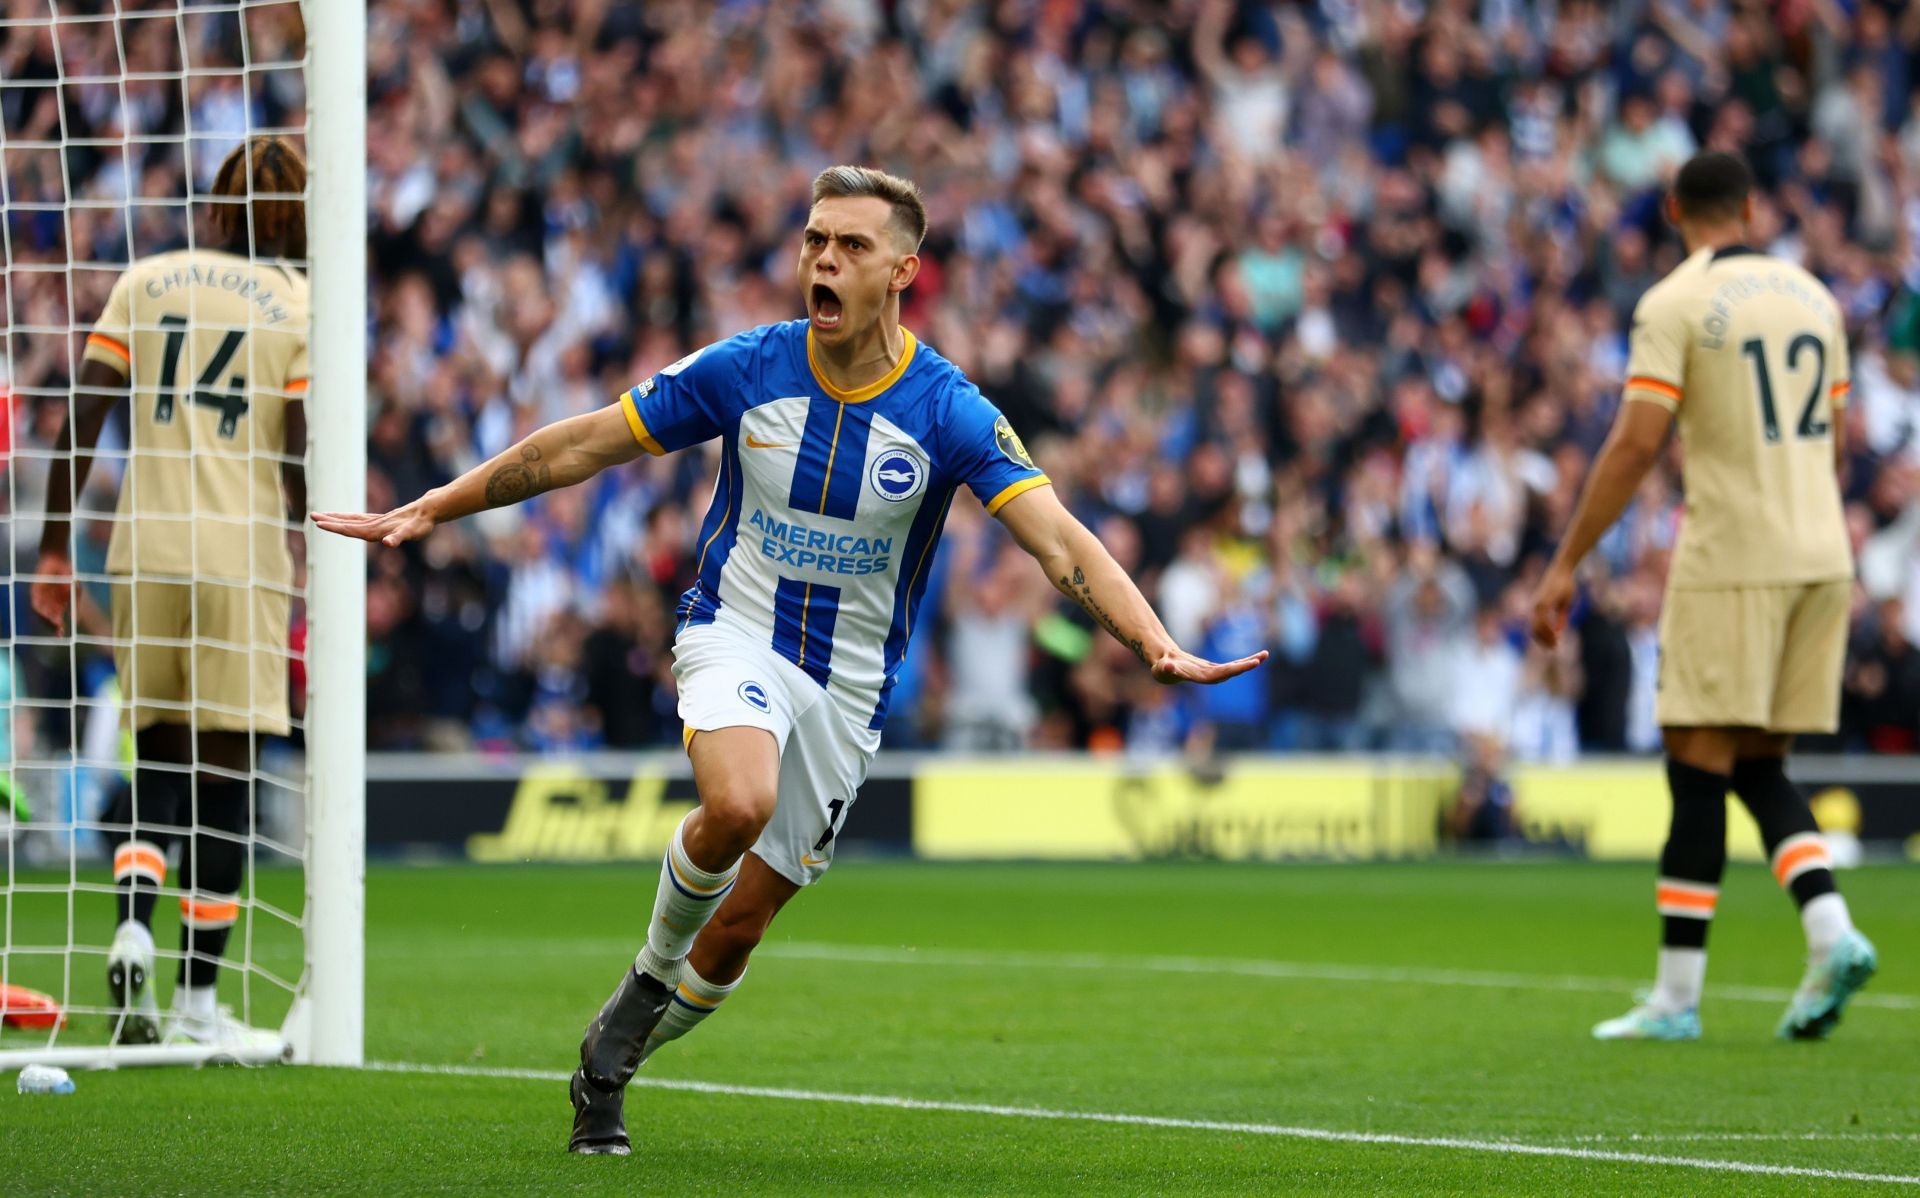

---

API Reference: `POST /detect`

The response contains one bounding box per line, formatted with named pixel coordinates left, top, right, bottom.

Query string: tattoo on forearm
left=483, top=443, right=553, bottom=507
left=1060, top=565, right=1148, bottom=664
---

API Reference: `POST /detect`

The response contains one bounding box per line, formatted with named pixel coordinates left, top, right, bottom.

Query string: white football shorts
left=671, top=624, right=879, bottom=887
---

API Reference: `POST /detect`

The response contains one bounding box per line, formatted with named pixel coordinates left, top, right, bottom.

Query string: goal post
left=0, top=0, right=366, bottom=1071
left=295, top=0, right=366, bottom=1070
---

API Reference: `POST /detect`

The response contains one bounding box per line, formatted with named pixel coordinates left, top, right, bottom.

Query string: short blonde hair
left=810, top=165, right=927, bottom=251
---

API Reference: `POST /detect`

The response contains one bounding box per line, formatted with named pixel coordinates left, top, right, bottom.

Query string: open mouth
left=811, top=283, right=843, bottom=330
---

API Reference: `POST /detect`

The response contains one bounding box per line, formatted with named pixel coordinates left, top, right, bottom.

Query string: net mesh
left=1, top=0, right=310, bottom=1057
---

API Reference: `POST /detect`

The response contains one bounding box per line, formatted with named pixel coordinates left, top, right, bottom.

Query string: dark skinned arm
left=283, top=398, right=307, bottom=524
left=1833, top=400, right=1848, bottom=481
left=33, top=358, right=127, bottom=633
left=1529, top=399, right=1675, bottom=648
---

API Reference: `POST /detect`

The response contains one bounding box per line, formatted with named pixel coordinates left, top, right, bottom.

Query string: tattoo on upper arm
left=1059, top=564, right=1148, bottom=664
left=483, top=443, right=553, bottom=507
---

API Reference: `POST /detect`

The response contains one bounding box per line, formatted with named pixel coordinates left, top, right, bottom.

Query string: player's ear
left=1741, top=194, right=1754, bottom=226
left=891, top=251, right=920, bottom=294
left=1663, top=193, right=1682, bottom=228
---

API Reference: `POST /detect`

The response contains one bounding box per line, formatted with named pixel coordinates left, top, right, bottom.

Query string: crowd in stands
left=7, top=0, right=1920, bottom=762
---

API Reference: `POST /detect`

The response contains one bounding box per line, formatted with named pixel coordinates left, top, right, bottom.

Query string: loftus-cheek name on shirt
left=749, top=508, right=892, bottom=575
left=1698, top=270, right=1830, bottom=350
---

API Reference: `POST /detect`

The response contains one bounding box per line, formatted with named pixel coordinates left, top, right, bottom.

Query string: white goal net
left=0, top=0, right=363, bottom=1069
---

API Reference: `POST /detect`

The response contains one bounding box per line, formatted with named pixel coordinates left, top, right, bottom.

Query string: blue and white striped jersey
left=620, top=320, right=1050, bottom=732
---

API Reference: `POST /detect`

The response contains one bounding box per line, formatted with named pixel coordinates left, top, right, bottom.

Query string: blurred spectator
left=1445, top=734, right=1520, bottom=844
left=1284, top=570, right=1375, bottom=753
left=1385, top=547, right=1473, bottom=755
left=1510, top=640, right=1582, bottom=766
left=1844, top=598, right=1920, bottom=753
left=6, top=0, right=1919, bottom=757
left=1453, top=604, right=1522, bottom=747
left=943, top=518, right=1044, bottom=751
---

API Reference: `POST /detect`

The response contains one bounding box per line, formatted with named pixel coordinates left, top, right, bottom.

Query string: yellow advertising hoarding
left=1509, top=763, right=1766, bottom=861
left=466, top=765, right=694, bottom=863
left=913, top=759, right=1447, bottom=862
left=914, top=759, right=1772, bottom=862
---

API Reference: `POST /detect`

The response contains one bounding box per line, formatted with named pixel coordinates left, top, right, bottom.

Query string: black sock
left=179, top=779, right=249, bottom=988
left=108, top=770, right=185, bottom=927
left=1659, top=760, right=1730, bottom=949
left=1731, top=756, right=1837, bottom=907
left=120, top=874, right=161, bottom=930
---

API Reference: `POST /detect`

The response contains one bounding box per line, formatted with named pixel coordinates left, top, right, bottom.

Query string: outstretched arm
left=995, top=485, right=1267, bottom=684
left=314, top=401, right=643, bottom=546
left=1529, top=399, right=1673, bottom=648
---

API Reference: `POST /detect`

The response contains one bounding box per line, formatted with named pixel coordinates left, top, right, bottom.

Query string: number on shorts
left=812, top=798, right=847, bottom=852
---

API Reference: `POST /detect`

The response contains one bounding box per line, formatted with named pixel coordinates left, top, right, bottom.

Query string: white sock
left=635, top=813, right=739, bottom=984
left=175, top=983, right=217, bottom=1021
left=115, top=919, right=155, bottom=957
left=1801, top=893, right=1854, bottom=957
left=1650, top=947, right=1707, bottom=1013
left=638, top=964, right=742, bottom=1065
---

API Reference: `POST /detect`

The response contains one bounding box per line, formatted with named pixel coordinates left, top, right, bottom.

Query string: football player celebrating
left=318, top=165, right=1267, bottom=1153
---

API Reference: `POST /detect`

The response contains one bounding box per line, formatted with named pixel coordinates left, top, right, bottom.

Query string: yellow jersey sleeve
left=1624, top=287, right=1687, bottom=411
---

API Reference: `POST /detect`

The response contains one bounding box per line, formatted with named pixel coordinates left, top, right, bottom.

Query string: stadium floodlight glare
left=0, top=0, right=365, bottom=1071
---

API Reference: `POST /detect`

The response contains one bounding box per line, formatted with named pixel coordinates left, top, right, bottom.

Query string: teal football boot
left=1777, top=930, right=1878, bottom=1041
left=1592, top=1004, right=1702, bottom=1041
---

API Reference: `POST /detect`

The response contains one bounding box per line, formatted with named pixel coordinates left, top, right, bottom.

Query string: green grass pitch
left=3, top=859, right=1918, bottom=1195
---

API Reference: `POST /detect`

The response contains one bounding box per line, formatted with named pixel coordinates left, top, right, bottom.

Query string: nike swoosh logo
left=745, top=435, right=789, bottom=449
left=800, top=854, right=828, bottom=867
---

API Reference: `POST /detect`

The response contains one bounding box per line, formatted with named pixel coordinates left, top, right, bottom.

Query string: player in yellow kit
left=1532, top=151, right=1876, bottom=1042
left=32, top=136, right=310, bottom=1048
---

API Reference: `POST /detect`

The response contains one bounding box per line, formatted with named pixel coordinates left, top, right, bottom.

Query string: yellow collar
left=807, top=326, right=917, bottom=404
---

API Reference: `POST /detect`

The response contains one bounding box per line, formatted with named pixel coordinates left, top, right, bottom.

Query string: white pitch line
left=750, top=940, right=1920, bottom=1012
left=369, top=936, right=1920, bottom=1010
left=362, top=1061, right=1920, bottom=1187
left=1566, top=1133, right=1920, bottom=1144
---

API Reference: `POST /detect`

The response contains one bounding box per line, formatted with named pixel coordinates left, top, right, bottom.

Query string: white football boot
left=105, top=922, right=161, bottom=1045
left=166, top=989, right=285, bottom=1059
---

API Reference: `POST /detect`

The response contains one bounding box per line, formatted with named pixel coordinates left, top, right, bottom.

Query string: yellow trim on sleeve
left=1625, top=376, right=1682, bottom=401
left=285, top=378, right=310, bottom=394
left=1831, top=380, right=1852, bottom=407
left=807, top=327, right=918, bottom=404
left=1623, top=376, right=1681, bottom=413
left=83, top=333, right=131, bottom=374
left=984, top=474, right=1052, bottom=516
left=85, top=332, right=130, bottom=362
left=620, top=388, right=666, bottom=456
